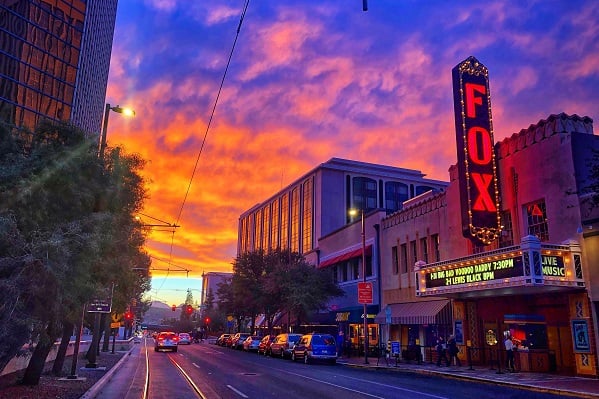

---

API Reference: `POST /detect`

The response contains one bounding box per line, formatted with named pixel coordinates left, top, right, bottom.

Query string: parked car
left=216, top=333, right=231, bottom=346
left=154, top=331, right=179, bottom=352
left=292, top=333, right=337, bottom=364
left=258, top=335, right=276, bottom=356
left=269, top=333, right=302, bottom=359
left=242, top=335, right=262, bottom=352
left=178, top=332, right=192, bottom=345
left=230, top=333, right=251, bottom=350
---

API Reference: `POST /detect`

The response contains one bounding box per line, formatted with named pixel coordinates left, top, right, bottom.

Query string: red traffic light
left=171, top=304, right=176, bottom=312
left=124, top=311, right=133, bottom=320
left=205, top=317, right=210, bottom=324
left=185, top=305, right=193, bottom=315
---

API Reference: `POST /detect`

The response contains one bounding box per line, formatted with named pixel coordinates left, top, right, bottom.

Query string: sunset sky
left=104, top=0, right=599, bottom=306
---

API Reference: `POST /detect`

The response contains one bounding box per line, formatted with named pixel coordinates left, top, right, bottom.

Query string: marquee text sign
left=452, top=56, right=501, bottom=244
left=425, top=254, right=564, bottom=289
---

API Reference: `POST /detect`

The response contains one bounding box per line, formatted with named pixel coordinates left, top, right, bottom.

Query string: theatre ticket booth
left=415, top=235, right=596, bottom=376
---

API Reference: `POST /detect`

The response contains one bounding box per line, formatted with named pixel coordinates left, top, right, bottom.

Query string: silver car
left=154, top=331, right=179, bottom=352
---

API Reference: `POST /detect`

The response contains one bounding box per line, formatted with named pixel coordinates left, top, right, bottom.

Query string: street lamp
left=349, top=208, right=369, bottom=364
left=99, top=103, right=135, bottom=158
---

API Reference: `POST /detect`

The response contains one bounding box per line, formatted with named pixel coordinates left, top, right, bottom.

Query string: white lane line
left=226, top=384, right=249, bottom=398
left=192, top=362, right=200, bottom=369
left=339, top=373, right=448, bottom=399
left=278, top=368, right=447, bottom=399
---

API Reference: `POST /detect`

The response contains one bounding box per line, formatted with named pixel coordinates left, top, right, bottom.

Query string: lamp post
left=99, top=103, right=135, bottom=158
left=350, top=208, right=369, bottom=364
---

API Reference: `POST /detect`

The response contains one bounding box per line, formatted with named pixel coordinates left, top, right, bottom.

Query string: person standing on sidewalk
left=436, top=337, right=449, bottom=366
left=447, top=335, right=461, bottom=366
left=336, top=331, right=344, bottom=358
left=504, top=335, right=515, bottom=372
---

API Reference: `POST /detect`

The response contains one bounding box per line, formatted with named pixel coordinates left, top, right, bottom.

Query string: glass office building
left=0, top=0, right=118, bottom=134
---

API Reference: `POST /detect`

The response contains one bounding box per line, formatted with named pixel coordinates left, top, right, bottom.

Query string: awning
left=374, top=300, right=452, bottom=325
left=318, top=245, right=373, bottom=268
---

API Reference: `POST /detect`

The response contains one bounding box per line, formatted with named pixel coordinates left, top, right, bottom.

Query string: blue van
left=291, top=334, right=337, bottom=364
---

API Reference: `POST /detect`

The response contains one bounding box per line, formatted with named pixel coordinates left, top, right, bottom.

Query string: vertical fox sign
left=452, top=56, right=501, bottom=245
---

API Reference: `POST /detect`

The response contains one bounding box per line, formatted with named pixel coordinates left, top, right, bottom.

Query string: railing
left=353, top=344, right=556, bottom=373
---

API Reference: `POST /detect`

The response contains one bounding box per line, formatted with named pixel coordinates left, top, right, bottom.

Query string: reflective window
left=302, top=178, right=313, bottom=253
left=353, top=177, right=377, bottom=211
left=385, top=181, right=409, bottom=213
left=270, top=199, right=280, bottom=250
left=526, top=200, right=549, bottom=242
left=280, top=194, right=289, bottom=249
left=290, top=187, right=300, bottom=252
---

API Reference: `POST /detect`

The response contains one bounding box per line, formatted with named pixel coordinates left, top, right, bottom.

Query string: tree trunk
left=21, top=322, right=59, bottom=386
left=52, top=321, right=73, bottom=375
left=102, top=314, right=111, bottom=352
left=85, top=313, right=101, bottom=363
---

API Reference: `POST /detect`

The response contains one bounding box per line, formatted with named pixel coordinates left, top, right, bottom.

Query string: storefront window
left=505, top=314, right=548, bottom=350
left=507, top=323, right=548, bottom=350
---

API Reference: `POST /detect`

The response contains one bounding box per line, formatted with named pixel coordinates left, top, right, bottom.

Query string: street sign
left=385, top=305, right=392, bottom=324
left=111, top=312, right=123, bottom=323
left=357, top=282, right=373, bottom=304
left=88, top=299, right=111, bottom=313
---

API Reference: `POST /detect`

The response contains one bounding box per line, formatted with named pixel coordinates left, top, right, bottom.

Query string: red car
left=258, top=335, right=276, bottom=355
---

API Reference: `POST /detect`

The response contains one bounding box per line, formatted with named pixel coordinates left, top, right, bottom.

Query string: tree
left=223, top=249, right=345, bottom=335
left=0, top=121, right=151, bottom=383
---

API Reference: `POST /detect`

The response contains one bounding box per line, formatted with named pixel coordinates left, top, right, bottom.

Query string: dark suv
left=269, top=333, right=302, bottom=358
left=292, top=333, right=337, bottom=364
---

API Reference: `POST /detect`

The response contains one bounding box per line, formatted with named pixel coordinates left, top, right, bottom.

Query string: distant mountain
left=150, top=301, right=171, bottom=309
left=144, top=301, right=178, bottom=323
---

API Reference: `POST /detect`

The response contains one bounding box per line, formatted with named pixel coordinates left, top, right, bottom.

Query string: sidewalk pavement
left=338, top=355, right=599, bottom=398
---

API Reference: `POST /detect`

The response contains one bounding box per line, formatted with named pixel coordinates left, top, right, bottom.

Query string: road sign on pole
left=357, top=282, right=373, bottom=304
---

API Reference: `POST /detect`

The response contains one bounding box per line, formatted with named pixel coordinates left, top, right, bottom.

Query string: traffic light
left=205, top=317, right=210, bottom=325
left=124, top=311, right=133, bottom=321
left=171, top=304, right=176, bottom=312
left=186, top=304, right=193, bottom=315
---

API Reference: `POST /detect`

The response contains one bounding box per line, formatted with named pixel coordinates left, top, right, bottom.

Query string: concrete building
left=200, top=271, right=232, bottom=310
left=238, top=157, right=447, bottom=344
left=0, top=0, right=118, bottom=134
left=379, top=113, right=599, bottom=376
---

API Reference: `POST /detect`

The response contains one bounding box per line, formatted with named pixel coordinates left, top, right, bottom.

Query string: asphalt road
left=93, top=339, right=583, bottom=399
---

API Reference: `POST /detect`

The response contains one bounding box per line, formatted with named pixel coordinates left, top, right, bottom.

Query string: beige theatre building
left=378, top=57, right=599, bottom=376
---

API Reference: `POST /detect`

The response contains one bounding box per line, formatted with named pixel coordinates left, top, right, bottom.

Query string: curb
left=80, top=347, right=134, bottom=399
left=339, top=362, right=599, bottom=399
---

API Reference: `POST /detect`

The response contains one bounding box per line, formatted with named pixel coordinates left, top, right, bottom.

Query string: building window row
left=239, top=177, right=314, bottom=255
left=397, top=233, right=441, bottom=274
left=333, top=256, right=373, bottom=283
left=348, top=175, right=438, bottom=217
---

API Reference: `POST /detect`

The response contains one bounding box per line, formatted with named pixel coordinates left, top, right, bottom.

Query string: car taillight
left=173, top=336, right=179, bottom=342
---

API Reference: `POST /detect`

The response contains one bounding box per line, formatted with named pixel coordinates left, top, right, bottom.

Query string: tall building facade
left=238, top=157, right=447, bottom=339
left=0, top=0, right=118, bottom=134
left=238, top=157, right=448, bottom=266
left=200, top=271, right=232, bottom=309
left=377, top=113, right=599, bottom=377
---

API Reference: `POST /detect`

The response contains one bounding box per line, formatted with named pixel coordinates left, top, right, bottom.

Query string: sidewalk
left=338, top=355, right=599, bottom=398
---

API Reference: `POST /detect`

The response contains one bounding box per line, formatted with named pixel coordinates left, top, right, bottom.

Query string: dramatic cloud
left=107, top=0, right=599, bottom=304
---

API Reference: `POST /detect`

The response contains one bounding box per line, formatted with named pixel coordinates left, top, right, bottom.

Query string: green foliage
left=0, top=120, right=151, bottom=378
left=218, top=249, right=344, bottom=334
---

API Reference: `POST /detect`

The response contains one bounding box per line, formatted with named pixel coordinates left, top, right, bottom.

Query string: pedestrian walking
left=447, top=335, right=461, bottom=366
left=436, top=337, right=449, bottom=366
left=505, top=335, right=515, bottom=372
